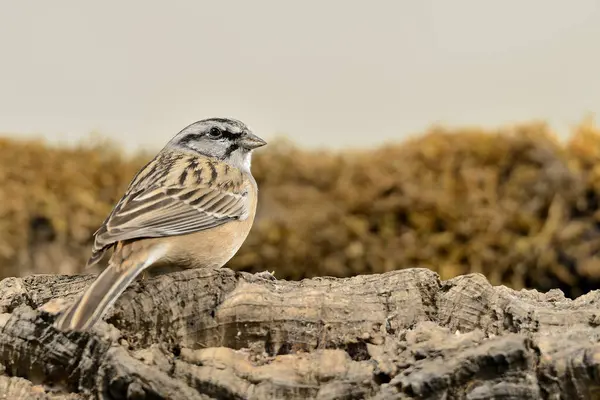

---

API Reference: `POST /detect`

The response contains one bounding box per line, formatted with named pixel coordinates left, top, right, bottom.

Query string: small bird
left=55, top=118, right=266, bottom=331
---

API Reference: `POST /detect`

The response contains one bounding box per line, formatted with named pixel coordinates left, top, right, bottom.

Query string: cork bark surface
left=1, top=267, right=600, bottom=399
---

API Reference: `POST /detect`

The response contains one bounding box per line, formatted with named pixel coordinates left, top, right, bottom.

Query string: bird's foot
left=254, top=270, right=277, bottom=281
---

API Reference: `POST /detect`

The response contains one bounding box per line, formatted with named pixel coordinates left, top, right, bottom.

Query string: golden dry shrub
left=2, top=122, right=600, bottom=298
left=0, top=136, right=148, bottom=276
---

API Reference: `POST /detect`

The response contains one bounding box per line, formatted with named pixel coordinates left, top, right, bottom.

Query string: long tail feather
left=55, top=245, right=166, bottom=331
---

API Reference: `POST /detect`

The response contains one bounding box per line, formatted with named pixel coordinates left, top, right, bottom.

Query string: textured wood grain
left=2, top=267, right=600, bottom=399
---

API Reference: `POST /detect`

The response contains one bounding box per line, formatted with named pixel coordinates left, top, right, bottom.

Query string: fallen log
left=1, top=267, right=600, bottom=399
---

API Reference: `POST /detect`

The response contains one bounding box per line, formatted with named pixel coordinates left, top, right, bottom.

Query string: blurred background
left=2, top=1, right=600, bottom=298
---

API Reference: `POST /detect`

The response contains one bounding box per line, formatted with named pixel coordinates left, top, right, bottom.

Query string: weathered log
left=1, top=267, right=600, bottom=399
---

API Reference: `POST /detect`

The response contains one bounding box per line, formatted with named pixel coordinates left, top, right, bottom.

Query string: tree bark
left=1, top=267, right=600, bottom=399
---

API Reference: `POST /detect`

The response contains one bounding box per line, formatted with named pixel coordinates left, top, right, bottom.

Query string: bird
left=55, top=117, right=266, bottom=331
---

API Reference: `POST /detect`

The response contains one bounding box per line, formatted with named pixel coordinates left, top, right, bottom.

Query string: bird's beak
left=239, top=132, right=267, bottom=150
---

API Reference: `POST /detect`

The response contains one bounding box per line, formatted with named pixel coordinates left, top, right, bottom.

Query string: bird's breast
left=165, top=183, right=257, bottom=269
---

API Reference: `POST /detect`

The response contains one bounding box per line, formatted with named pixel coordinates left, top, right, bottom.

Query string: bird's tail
left=55, top=245, right=166, bottom=331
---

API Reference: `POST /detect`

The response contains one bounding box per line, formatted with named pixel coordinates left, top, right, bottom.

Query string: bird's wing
left=88, top=153, right=251, bottom=264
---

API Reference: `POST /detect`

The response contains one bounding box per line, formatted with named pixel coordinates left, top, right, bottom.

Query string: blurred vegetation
left=2, top=120, right=600, bottom=298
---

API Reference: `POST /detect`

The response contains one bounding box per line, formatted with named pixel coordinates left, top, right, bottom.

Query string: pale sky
left=1, top=0, right=599, bottom=152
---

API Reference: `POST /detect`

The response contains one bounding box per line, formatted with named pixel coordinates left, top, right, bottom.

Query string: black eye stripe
left=178, top=133, right=203, bottom=146
left=178, top=130, right=242, bottom=146
left=216, top=130, right=242, bottom=140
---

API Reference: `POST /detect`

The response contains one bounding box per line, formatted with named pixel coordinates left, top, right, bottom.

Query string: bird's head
left=169, top=118, right=267, bottom=171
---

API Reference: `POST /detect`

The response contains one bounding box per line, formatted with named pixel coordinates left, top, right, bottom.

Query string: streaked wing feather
left=94, top=183, right=248, bottom=248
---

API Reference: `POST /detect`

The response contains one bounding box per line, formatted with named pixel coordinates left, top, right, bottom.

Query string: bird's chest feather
left=167, top=185, right=257, bottom=268
left=166, top=218, right=253, bottom=268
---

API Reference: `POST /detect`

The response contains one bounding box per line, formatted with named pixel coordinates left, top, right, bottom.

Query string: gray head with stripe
left=169, top=118, right=267, bottom=172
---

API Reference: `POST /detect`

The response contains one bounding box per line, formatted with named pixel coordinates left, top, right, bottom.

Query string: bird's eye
left=208, top=127, right=222, bottom=139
